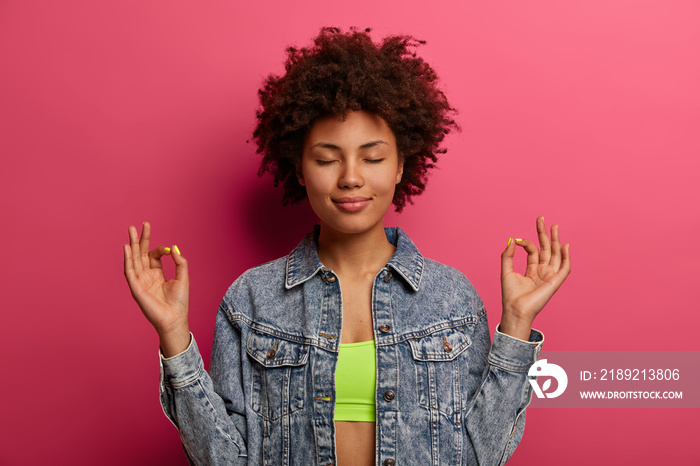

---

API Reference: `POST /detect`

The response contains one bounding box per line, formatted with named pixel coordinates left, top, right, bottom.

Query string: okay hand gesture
left=123, top=222, right=191, bottom=356
left=500, top=217, right=571, bottom=340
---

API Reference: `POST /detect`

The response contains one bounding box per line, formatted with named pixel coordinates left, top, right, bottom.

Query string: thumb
left=170, top=245, right=189, bottom=286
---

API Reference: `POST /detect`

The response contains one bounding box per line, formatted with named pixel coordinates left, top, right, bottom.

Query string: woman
left=124, top=28, right=570, bottom=465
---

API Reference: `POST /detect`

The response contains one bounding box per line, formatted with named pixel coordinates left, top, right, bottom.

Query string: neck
left=316, top=222, right=396, bottom=275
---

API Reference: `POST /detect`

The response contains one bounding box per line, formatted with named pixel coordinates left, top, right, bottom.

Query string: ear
left=296, top=167, right=305, bottom=186
left=395, top=159, right=404, bottom=184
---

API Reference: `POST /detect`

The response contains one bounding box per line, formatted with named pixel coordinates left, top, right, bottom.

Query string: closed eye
left=315, top=160, right=337, bottom=165
left=364, top=158, right=384, bottom=164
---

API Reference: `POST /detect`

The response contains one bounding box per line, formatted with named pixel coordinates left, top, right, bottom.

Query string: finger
left=139, top=221, right=151, bottom=270
left=149, top=246, right=171, bottom=270
left=128, top=225, right=143, bottom=275
left=550, top=224, right=562, bottom=270
left=501, top=238, right=516, bottom=278
left=124, top=243, right=136, bottom=283
left=515, top=238, right=540, bottom=277
left=547, top=243, right=571, bottom=291
left=537, top=216, right=551, bottom=265
left=559, top=243, right=571, bottom=277
left=170, top=245, right=189, bottom=286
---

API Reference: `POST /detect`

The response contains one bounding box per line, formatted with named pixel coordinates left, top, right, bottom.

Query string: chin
left=319, top=213, right=385, bottom=236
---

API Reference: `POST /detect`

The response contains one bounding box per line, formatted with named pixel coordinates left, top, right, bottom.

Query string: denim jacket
left=159, top=226, right=544, bottom=465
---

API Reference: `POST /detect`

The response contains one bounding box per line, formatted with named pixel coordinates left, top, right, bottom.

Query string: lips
left=332, top=196, right=371, bottom=212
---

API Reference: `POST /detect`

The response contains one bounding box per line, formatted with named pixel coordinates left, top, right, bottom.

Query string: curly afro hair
left=253, top=27, right=458, bottom=212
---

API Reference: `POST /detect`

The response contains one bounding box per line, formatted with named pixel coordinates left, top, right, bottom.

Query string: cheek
left=301, top=167, right=332, bottom=196
left=370, top=169, right=401, bottom=192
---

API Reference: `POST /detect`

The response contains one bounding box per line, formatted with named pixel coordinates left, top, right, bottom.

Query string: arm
left=463, top=312, right=542, bottom=466
left=124, top=222, right=247, bottom=464
left=464, top=216, right=570, bottom=465
left=159, top=319, right=248, bottom=464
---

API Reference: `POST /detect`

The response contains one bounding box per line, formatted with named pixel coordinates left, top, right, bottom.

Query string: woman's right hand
left=123, top=222, right=191, bottom=357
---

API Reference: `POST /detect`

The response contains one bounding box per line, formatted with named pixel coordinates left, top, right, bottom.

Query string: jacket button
left=383, top=271, right=393, bottom=283
left=379, top=324, right=391, bottom=333
left=323, top=274, right=337, bottom=283
left=383, top=459, right=395, bottom=466
left=266, top=349, right=276, bottom=359
left=383, top=390, right=396, bottom=402
left=443, top=342, right=453, bottom=352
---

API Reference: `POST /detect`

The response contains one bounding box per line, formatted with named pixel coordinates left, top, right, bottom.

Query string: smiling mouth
left=332, top=197, right=371, bottom=212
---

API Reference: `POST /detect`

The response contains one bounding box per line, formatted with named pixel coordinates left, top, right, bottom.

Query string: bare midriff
left=335, top=421, right=375, bottom=466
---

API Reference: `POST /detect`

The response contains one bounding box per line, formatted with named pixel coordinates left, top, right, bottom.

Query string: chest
left=337, top=273, right=376, bottom=344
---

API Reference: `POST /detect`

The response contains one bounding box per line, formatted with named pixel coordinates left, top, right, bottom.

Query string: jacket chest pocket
left=246, top=331, right=310, bottom=421
left=409, top=326, right=472, bottom=420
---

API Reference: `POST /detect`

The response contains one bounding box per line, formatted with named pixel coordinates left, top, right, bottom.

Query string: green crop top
left=334, top=340, right=376, bottom=422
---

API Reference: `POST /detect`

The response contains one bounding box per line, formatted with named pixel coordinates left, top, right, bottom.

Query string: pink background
left=1, top=0, right=698, bottom=464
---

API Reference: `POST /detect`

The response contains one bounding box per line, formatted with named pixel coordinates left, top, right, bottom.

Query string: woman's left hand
left=499, top=216, right=571, bottom=340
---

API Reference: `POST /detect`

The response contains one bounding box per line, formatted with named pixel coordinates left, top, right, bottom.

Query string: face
left=298, top=110, right=404, bottom=236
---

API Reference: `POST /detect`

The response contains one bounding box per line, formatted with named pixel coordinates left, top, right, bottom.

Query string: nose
left=338, top=159, right=364, bottom=189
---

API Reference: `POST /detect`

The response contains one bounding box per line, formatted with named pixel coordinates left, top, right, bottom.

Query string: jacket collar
left=285, top=225, right=424, bottom=291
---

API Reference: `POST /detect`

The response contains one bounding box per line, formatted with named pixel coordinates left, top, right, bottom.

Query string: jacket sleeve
left=159, top=306, right=248, bottom=465
left=463, top=310, right=543, bottom=466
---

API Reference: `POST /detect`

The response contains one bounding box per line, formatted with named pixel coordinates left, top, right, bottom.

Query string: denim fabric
left=160, top=226, right=544, bottom=465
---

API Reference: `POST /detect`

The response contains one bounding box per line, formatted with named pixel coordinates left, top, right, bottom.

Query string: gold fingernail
left=507, top=238, right=512, bottom=246
left=515, top=238, right=523, bottom=242
left=164, top=247, right=171, bottom=253
left=173, top=245, right=181, bottom=255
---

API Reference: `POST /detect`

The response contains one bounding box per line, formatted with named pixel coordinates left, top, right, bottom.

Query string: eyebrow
left=310, top=140, right=388, bottom=151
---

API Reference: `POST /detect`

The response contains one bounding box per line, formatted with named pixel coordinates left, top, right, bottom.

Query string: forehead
left=304, top=110, right=396, bottom=147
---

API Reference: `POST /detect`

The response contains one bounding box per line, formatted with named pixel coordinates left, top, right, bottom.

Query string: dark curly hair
left=253, top=27, right=458, bottom=212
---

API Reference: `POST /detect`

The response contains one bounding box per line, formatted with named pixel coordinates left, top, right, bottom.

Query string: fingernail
left=541, top=216, right=544, bottom=222
left=515, top=238, right=523, bottom=242
left=164, top=247, right=171, bottom=253
left=173, top=245, right=181, bottom=255
left=507, top=238, right=512, bottom=246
